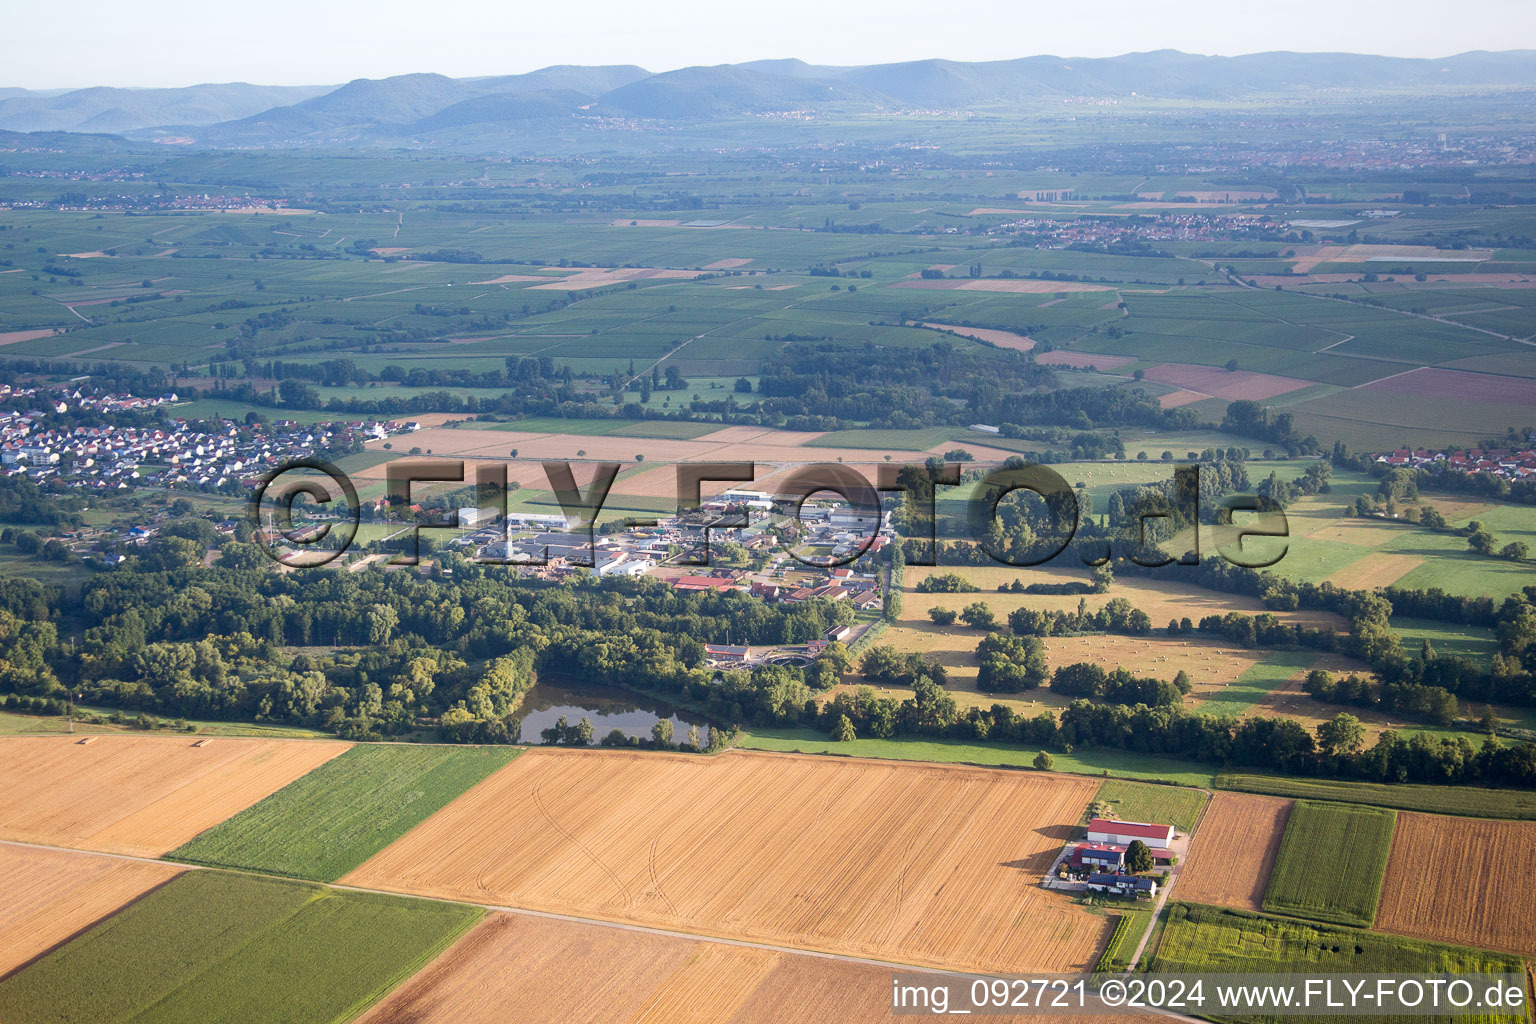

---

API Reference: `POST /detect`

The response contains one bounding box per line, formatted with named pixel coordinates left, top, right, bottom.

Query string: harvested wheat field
left=344, top=748, right=1108, bottom=974
left=1376, top=813, right=1536, bottom=956
left=904, top=565, right=1345, bottom=631
left=1032, top=350, right=1136, bottom=369
left=360, top=912, right=1155, bottom=1024
left=894, top=278, right=1113, bottom=294
left=1326, top=553, right=1423, bottom=590
left=919, top=322, right=1034, bottom=352
left=0, top=844, right=183, bottom=975
left=0, top=736, right=350, bottom=857
left=1043, top=634, right=1260, bottom=692
left=1177, top=793, right=1292, bottom=911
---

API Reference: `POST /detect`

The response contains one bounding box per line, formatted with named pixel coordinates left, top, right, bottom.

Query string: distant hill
left=3, top=50, right=1533, bottom=144
left=0, top=83, right=331, bottom=133
left=592, top=65, right=878, bottom=119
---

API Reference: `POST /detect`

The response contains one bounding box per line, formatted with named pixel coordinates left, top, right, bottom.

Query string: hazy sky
left=10, top=0, right=1536, bottom=90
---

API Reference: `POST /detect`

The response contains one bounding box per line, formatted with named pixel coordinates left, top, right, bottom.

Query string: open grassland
left=1375, top=813, right=1536, bottom=957
left=0, top=845, right=182, bottom=977
left=740, top=728, right=1219, bottom=785
left=0, top=871, right=480, bottom=1024
left=1262, top=801, right=1395, bottom=927
left=1153, top=903, right=1526, bottom=1024
left=1090, top=779, right=1209, bottom=834
left=0, top=736, right=350, bottom=856
left=1176, top=793, right=1292, bottom=912
left=170, top=745, right=519, bottom=881
left=359, top=912, right=1161, bottom=1024
left=1214, top=774, right=1536, bottom=820
left=0, top=708, right=333, bottom=739
left=343, top=747, right=1111, bottom=974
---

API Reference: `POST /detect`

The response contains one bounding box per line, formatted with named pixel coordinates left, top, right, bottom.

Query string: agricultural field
left=0, top=845, right=182, bottom=976
left=739, top=728, right=1221, bottom=786
left=1153, top=903, right=1527, bottom=1024
left=0, top=870, right=480, bottom=1024
left=1375, top=813, right=1536, bottom=957
left=170, top=745, right=519, bottom=881
left=1262, top=800, right=1396, bottom=927
left=1176, top=792, right=1292, bottom=912
left=1215, top=774, right=1536, bottom=821
left=1089, top=778, right=1210, bottom=834
left=360, top=911, right=1161, bottom=1024
left=342, top=747, right=1111, bottom=974
left=0, top=736, right=350, bottom=856
left=1274, top=487, right=1536, bottom=601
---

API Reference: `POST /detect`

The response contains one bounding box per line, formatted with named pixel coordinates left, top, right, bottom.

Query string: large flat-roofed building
left=1085, top=818, right=1175, bottom=847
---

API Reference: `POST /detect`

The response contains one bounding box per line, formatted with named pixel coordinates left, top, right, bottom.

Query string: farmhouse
left=1068, top=842, right=1126, bottom=872
left=1085, top=873, right=1159, bottom=898
left=1086, top=818, right=1174, bottom=847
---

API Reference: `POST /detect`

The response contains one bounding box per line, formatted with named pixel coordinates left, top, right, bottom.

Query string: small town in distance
left=2, top=16, right=1536, bottom=1024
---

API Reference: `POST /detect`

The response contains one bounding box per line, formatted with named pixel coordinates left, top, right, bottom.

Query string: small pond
left=515, top=680, right=714, bottom=746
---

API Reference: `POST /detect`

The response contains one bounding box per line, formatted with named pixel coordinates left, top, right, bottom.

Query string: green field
left=169, top=745, right=518, bottom=881
left=739, top=728, right=1219, bottom=786
left=1261, top=800, right=1396, bottom=927
left=1096, top=907, right=1154, bottom=972
left=1214, top=773, right=1536, bottom=820
left=1198, top=652, right=1319, bottom=718
left=1091, top=778, right=1210, bottom=834
left=1152, top=903, right=1526, bottom=1024
left=0, top=871, right=480, bottom=1024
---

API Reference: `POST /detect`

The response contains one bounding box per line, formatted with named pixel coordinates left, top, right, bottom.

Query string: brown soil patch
left=0, top=329, right=61, bottom=347
left=343, top=747, right=1108, bottom=974
left=1033, top=350, right=1136, bottom=369
left=704, top=258, right=754, bottom=269
left=1177, top=792, right=1291, bottom=911
left=1141, top=363, right=1310, bottom=401
left=1361, top=367, right=1536, bottom=406
left=1325, top=553, right=1423, bottom=590
left=1158, top=390, right=1208, bottom=408
left=1376, top=813, right=1536, bottom=957
left=0, top=736, right=350, bottom=856
left=919, top=322, right=1034, bottom=352
left=0, top=844, right=183, bottom=975
left=358, top=911, right=1147, bottom=1024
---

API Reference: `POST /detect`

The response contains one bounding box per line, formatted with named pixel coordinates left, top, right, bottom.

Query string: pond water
left=514, top=680, right=713, bottom=746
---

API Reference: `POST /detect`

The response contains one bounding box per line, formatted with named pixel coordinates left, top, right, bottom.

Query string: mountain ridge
left=1, top=51, right=1532, bottom=144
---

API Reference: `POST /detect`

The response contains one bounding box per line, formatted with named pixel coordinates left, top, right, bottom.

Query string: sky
left=9, top=0, right=1536, bottom=90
